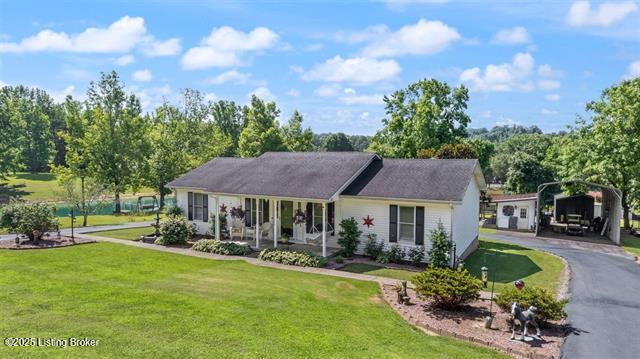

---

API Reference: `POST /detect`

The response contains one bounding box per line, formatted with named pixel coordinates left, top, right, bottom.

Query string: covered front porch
left=214, top=196, right=339, bottom=257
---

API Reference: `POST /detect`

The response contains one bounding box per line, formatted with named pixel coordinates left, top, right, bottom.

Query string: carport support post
left=215, top=197, right=220, bottom=240
left=273, top=199, right=277, bottom=248
left=322, top=203, right=327, bottom=257
left=255, top=199, right=260, bottom=250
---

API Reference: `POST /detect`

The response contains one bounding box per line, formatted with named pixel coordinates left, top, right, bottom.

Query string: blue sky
left=1, top=0, right=639, bottom=135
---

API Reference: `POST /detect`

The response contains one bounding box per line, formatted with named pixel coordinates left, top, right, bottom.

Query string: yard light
left=481, top=266, right=488, bottom=288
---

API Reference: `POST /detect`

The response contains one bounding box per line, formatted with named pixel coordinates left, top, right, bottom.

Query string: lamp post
left=481, top=266, right=488, bottom=289
left=69, top=209, right=76, bottom=241
left=154, top=208, right=161, bottom=238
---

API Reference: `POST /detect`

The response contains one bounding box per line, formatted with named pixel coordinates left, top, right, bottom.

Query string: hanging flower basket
left=293, top=208, right=306, bottom=225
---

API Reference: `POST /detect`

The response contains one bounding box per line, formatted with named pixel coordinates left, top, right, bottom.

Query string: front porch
left=229, top=236, right=342, bottom=257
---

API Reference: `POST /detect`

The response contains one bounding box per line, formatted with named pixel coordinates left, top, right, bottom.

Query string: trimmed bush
left=364, top=234, right=384, bottom=259
left=259, top=248, right=327, bottom=268
left=0, top=201, right=58, bottom=241
left=495, top=286, right=568, bottom=323
left=338, top=217, right=362, bottom=257
left=412, top=267, right=482, bottom=308
left=192, top=239, right=252, bottom=256
left=334, top=255, right=345, bottom=264
left=166, top=206, right=183, bottom=216
left=388, top=244, right=405, bottom=263
left=156, top=215, right=195, bottom=245
left=408, top=246, right=425, bottom=266
left=428, top=221, right=453, bottom=268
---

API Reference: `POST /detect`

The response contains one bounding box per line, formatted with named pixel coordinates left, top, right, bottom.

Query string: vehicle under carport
left=536, top=180, right=622, bottom=244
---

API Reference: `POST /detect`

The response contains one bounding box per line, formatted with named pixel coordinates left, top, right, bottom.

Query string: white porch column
left=255, top=199, right=260, bottom=249
left=273, top=199, right=278, bottom=248
left=322, top=202, right=327, bottom=257
left=215, top=196, right=220, bottom=240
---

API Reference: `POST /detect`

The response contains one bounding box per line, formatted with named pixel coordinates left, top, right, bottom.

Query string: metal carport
left=536, top=180, right=622, bottom=244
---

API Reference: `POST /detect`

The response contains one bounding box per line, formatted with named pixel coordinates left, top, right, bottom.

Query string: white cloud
left=538, top=79, right=561, bottom=90
left=545, top=94, right=560, bottom=101
left=181, top=26, right=278, bottom=70
left=132, top=69, right=152, bottom=82
left=492, top=26, right=531, bottom=45
left=302, top=55, right=401, bottom=85
left=541, top=108, right=559, bottom=115
left=115, top=54, right=135, bottom=66
left=340, top=93, right=384, bottom=105
left=0, top=16, right=179, bottom=56
left=250, top=87, right=277, bottom=102
left=382, top=0, right=450, bottom=10
left=314, top=84, right=342, bottom=97
left=459, top=52, right=535, bottom=92
left=361, top=19, right=460, bottom=57
left=332, top=25, right=389, bottom=44
left=567, top=1, right=638, bottom=27
left=623, top=60, right=640, bottom=79
left=289, top=65, right=304, bottom=74
left=538, top=64, right=563, bottom=78
left=208, top=70, right=251, bottom=85
left=287, top=89, right=300, bottom=97
left=141, top=37, right=181, bottom=56
left=204, top=92, right=218, bottom=102
left=48, top=85, right=77, bottom=103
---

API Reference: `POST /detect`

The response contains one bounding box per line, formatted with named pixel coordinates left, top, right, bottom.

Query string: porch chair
left=230, top=219, right=244, bottom=241
left=305, top=223, right=334, bottom=246
left=260, top=222, right=273, bottom=240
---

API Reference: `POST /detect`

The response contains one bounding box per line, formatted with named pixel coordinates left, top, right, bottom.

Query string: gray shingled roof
left=341, top=158, right=479, bottom=202
left=168, top=152, right=377, bottom=200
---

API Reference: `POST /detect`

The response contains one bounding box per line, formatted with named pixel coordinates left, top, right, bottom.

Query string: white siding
left=452, top=179, right=480, bottom=257
left=496, top=199, right=536, bottom=231
left=338, top=197, right=453, bottom=261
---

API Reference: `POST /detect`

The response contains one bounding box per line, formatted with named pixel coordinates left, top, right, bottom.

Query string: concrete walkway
left=0, top=221, right=156, bottom=241
left=484, top=231, right=640, bottom=359
left=77, top=233, right=403, bottom=286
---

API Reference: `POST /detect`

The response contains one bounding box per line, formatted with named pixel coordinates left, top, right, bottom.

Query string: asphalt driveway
left=483, top=232, right=640, bottom=359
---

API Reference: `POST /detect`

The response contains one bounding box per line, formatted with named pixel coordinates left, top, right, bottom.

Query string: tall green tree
left=490, top=133, right=553, bottom=183
left=85, top=71, right=150, bottom=213
left=467, top=137, right=495, bottom=177
left=210, top=100, right=243, bottom=155
left=368, top=78, right=470, bottom=158
left=505, top=152, right=554, bottom=194
left=281, top=110, right=313, bottom=152
left=547, top=79, right=640, bottom=229
left=237, top=95, right=284, bottom=157
left=0, top=87, right=23, bottom=178
left=324, top=132, right=354, bottom=151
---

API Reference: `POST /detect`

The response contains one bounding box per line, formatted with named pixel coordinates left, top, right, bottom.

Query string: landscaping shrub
left=334, top=255, right=345, bottom=264
left=495, top=286, right=568, bottom=323
left=192, top=239, right=252, bottom=256
left=408, top=246, right=425, bottom=266
left=0, top=201, right=58, bottom=241
left=412, top=267, right=481, bottom=308
left=388, top=244, right=405, bottom=263
left=167, top=206, right=183, bottom=216
left=428, top=221, right=453, bottom=268
left=364, top=233, right=384, bottom=259
left=338, top=217, right=362, bottom=257
left=376, top=250, right=391, bottom=264
left=156, top=215, right=195, bottom=245
left=259, top=248, right=327, bottom=267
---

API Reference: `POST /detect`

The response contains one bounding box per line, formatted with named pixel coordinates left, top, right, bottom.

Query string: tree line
left=1, top=72, right=638, bottom=227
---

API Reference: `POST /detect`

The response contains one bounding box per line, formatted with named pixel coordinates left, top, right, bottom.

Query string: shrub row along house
left=167, top=152, right=485, bottom=261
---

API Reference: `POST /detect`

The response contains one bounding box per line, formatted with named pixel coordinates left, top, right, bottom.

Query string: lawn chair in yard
left=305, top=223, right=334, bottom=246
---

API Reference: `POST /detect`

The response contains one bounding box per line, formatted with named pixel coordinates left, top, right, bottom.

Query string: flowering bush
left=156, top=214, right=195, bottom=245
left=192, top=239, right=251, bottom=255
left=229, top=206, right=245, bottom=220
left=0, top=201, right=58, bottom=241
left=293, top=208, right=306, bottom=225
left=259, top=248, right=327, bottom=267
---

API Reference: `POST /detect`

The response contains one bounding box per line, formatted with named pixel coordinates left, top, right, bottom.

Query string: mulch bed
left=0, top=235, right=95, bottom=250
left=381, top=284, right=565, bottom=359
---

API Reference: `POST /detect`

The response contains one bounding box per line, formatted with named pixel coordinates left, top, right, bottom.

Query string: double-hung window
left=313, top=203, right=324, bottom=230
left=194, top=193, right=204, bottom=221
left=520, top=208, right=527, bottom=219
left=398, top=206, right=415, bottom=242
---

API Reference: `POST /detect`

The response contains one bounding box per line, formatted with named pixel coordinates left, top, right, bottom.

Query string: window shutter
left=187, top=192, right=193, bottom=220
left=261, top=200, right=270, bottom=224
left=389, top=205, right=398, bottom=243
left=415, top=206, right=424, bottom=245
left=203, top=195, right=208, bottom=222
left=245, top=198, right=251, bottom=227
left=306, top=203, right=313, bottom=233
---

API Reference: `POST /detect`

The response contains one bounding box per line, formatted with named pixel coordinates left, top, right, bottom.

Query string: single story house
left=167, top=152, right=486, bottom=260
left=491, top=193, right=537, bottom=231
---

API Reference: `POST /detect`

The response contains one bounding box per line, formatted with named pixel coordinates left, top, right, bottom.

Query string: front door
left=280, top=200, right=294, bottom=236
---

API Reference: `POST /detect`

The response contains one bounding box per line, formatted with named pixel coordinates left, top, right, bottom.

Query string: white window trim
left=398, top=206, right=415, bottom=243
left=193, top=193, right=205, bottom=222
left=520, top=207, right=528, bottom=219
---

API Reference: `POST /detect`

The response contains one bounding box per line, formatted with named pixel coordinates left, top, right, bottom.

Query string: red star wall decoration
left=219, top=204, right=227, bottom=213
left=363, top=215, right=374, bottom=228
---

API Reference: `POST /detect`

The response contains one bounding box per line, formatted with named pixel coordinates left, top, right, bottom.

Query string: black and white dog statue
left=510, top=302, right=541, bottom=341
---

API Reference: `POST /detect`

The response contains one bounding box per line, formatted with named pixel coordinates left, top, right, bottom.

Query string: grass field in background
left=0, top=214, right=161, bottom=235
left=0, top=243, right=504, bottom=358
left=89, top=226, right=155, bottom=241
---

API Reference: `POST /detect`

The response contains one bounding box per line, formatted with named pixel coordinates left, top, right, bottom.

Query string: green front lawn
left=338, top=263, right=420, bottom=282
left=622, top=234, right=640, bottom=257
left=88, top=226, right=155, bottom=240
left=0, top=214, right=160, bottom=235
left=465, top=239, right=564, bottom=294
left=0, top=243, right=503, bottom=358
left=479, top=227, right=497, bottom=235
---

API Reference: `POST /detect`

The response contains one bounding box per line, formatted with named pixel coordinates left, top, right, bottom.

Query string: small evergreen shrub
left=364, top=233, right=384, bottom=259
left=334, top=255, right=345, bottom=264
left=259, top=248, right=327, bottom=267
left=376, top=250, right=391, bottom=264
left=166, top=206, right=183, bottom=216
left=388, top=244, right=405, bottom=263
left=156, top=215, right=195, bottom=245
left=338, top=217, right=362, bottom=257
left=192, top=239, right=252, bottom=255
left=495, top=286, right=568, bottom=323
left=408, top=246, right=425, bottom=266
left=412, top=267, right=481, bottom=308
left=428, top=221, right=453, bottom=268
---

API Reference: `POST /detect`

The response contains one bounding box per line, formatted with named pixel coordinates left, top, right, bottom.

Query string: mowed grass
left=1, top=172, right=155, bottom=201
left=622, top=234, right=640, bottom=257
left=338, top=263, right=420, bottom=282
left=465, top=239, right=564, bottom=294
left=0, top=214, right=160, bottom=235
left=89, top=226, right=155, bottom=240
left=0, top=243, right=504, bottom=358
left=479, top=227, right=497, bottom=235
